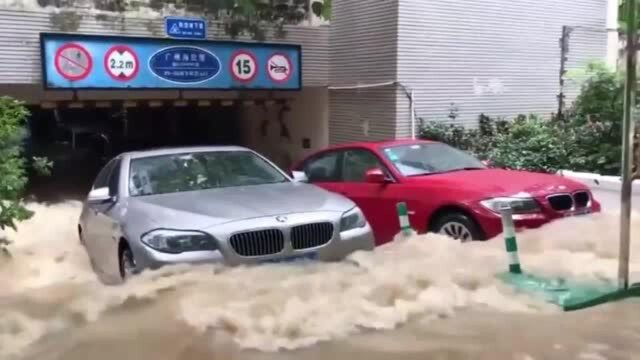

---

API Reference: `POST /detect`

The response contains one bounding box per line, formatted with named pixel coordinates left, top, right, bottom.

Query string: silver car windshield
left=382, top=143, right=486, bottom=176
left=128, top=150, right=288, bottom=197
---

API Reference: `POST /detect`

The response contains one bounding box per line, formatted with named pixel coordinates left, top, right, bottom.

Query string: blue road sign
left=40, top=33, right=302, bottom=90
left=165, top=16, right=207, bottom=40
left=149, top=46, right=221, bottom=83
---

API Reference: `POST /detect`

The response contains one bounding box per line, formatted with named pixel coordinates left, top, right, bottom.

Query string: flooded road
left=2, top=201, right=640, bottom=360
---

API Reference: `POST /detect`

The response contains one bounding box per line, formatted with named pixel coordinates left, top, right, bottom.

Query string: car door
left=299, top=150, right=344, bottom=194
left=339, top=148, right=406, bottom=245
left=83, top=159, right=115, bottom=266
left=85, top=158, right=121, bottom=275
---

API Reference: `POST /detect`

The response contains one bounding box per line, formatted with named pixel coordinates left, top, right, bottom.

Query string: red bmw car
left=291, top=139, right=600, bottom=246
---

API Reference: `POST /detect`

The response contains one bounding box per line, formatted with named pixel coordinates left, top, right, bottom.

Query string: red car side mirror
left=365, top=168, right=387, bottom=183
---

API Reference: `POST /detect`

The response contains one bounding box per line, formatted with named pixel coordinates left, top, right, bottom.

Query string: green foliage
left=216, top=0, right=310, bottom=41
left=617, top=0, right=639, bottom=32
left=567, top=61, right=627, bottom=175
left=40, top=0, right=319, bottom=41
left=489, top=115, right=573, bottom=173
left=311, top=0, right=331, bottom=20
left=419, top=61, right=633, bottom=175
left=419, top=113, right=509, bottom=161
left=0, top=97, right=51, bottom=256
left=570, top=61, right=623, bottom=125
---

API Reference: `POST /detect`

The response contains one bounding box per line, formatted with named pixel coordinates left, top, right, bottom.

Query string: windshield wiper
left=406, top=167, right=486, bottom=177
left=437, top=167, right=486, bottom=173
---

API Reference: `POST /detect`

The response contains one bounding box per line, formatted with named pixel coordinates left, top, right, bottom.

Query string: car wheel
left=119, top=244, right=137, bottom=280
left=432, top=212, right=484, bottom=242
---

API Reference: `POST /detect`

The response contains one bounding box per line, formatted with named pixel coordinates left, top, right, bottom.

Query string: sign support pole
left=619, top=0, right=637, bottom=290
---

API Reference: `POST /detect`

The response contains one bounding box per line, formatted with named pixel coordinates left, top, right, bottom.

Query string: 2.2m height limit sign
left=104, top=45, right=140, bottom=81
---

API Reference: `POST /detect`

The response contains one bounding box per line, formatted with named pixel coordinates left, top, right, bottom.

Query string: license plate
left=260, top=252, right=318, bottom=264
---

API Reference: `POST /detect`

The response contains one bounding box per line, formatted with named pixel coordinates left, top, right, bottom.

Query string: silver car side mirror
left=88, top=187, right=113, bottom=204
left=291, top=171, right=308, bottom=183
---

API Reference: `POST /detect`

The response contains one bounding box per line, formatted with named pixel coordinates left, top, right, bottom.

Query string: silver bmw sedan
left=78, top=146, right=375, bottom=284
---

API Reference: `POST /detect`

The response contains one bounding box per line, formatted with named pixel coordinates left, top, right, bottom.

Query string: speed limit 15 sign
left=230, top=50, right=258, bottom=83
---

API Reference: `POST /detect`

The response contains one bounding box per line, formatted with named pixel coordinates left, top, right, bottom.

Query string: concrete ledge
left=557, top=169, right=640, bottom=194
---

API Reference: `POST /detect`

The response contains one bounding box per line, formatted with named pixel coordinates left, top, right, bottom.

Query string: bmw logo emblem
left=276, top=216, right=287, bottom=223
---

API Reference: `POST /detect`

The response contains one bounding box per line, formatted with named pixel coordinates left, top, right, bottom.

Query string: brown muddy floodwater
left=1, top=202, right=640, bottom=360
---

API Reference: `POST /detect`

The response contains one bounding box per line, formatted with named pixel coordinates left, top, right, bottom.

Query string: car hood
left=125, top=182, right=354, bottom=229
left=406, top=168, right=589, bottom=198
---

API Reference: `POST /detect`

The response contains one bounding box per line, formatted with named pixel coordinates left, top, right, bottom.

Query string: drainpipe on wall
left=328, top=81, right=419, bottom=138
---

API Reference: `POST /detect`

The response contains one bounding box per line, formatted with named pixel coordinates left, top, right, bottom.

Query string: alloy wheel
left=439, top=221, right=473, bottom=242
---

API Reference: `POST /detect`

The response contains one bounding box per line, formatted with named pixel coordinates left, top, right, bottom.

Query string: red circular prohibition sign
left=103, top=45, right=140, bottom=82
left=229, top=50, right=259, bottom=83
left=54, top=43, right=93, bottom=81
left=266, top=52, right=293, bottom=84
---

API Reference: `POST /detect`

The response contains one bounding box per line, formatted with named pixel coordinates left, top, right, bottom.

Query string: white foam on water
left=1, top=201, right=640, bottom=357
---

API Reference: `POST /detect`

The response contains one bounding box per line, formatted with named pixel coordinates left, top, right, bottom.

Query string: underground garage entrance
left=25, top=101, right=243, bottom=202
left=25, top=32, right=303, bottom=202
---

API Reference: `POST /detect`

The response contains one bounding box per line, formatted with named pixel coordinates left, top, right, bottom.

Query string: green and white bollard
left=396, top=202, right=414, bottom=237
left=499, top=204, right=522, bottom=274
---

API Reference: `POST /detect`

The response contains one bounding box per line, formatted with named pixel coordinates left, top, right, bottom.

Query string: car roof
left=121, top=145, right=253, bottom=159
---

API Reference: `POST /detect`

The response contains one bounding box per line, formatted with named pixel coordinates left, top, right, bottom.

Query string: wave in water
left=1, top=202, right=638, bottom=357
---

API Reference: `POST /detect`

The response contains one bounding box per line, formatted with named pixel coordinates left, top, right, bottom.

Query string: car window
left=128, top=150, right=288, bottom=197
left=92, top=159, right=116, bottom=189
left=107, top=158, right=121, bottom=197
left=382, top=143, right=486, bottom=176
left=303, top=152, right=341, bottom=182
left=342, top=149, right=389, bottom=182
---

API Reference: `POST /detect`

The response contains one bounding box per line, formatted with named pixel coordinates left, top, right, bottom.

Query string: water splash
left=1, top=202, right=640, bottom=358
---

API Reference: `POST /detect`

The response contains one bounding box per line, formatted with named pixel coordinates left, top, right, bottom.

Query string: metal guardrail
left=557, top=169, right=640, bottom=194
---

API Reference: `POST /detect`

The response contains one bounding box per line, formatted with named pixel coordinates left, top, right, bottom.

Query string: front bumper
left=473, top=197, right=602, bottom=240
left=133, top=213, right=375, bottom=271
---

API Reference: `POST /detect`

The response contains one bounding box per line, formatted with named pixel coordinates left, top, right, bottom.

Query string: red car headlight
left=479, top=197, right=541, bottom=214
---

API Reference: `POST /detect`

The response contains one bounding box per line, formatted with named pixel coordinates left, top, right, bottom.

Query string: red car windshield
left=382, top=143, right=486, bottom=176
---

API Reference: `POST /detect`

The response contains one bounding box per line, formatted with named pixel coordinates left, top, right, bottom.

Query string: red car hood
left=404, top=168, right=588, bottom=198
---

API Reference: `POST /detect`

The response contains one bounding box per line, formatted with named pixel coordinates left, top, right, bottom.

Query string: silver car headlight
left=141, top=229, right=217, bottom=254
left=340, top=207, right=367, bottom=232
left=480, top=197, right=541, bottom=214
